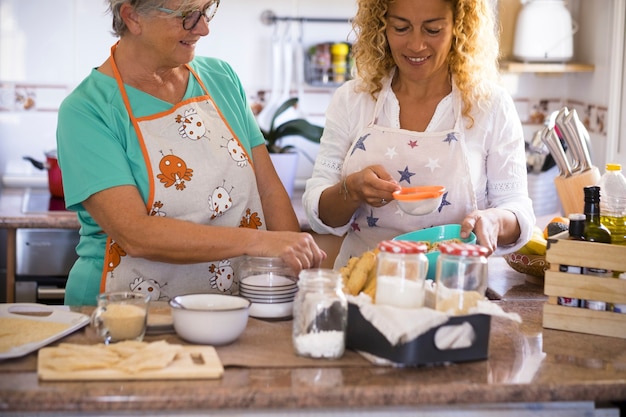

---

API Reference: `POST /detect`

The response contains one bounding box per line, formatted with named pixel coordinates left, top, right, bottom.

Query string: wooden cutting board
left=38, top=345, right=224, bottom=381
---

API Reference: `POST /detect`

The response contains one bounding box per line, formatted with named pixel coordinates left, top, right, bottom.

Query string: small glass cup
left=435, top=242, right=488, bottom=315
left=375, top=240, right=429, bottom=309
left=91, top=292, right=151, bottom=344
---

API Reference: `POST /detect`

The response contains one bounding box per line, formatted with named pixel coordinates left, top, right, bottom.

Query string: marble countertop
left=1, top=257, right=626, bottom=414
left=0, top=188, right=79, bottom=229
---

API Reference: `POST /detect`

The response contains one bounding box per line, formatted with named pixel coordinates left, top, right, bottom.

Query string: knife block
left=553, top=166, right=601, bottom=216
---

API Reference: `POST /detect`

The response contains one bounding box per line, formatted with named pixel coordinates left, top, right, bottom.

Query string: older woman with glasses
left=57, top=0, right=325, bottom=306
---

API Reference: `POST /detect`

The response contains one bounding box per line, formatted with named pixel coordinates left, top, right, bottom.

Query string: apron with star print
left=335, top=80, right=477, bottom=269
left=100, top=44, right=265, bottom=301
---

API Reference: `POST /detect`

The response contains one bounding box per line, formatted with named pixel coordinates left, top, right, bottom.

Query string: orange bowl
left=393, top=186, right=446, bottom=215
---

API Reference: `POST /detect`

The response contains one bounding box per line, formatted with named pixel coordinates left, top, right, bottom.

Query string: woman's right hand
left=260, top=231, right=327, bottom=274
left=346, top=165, right=401, bottom=207
left=319, top=164, right=400, bottom=228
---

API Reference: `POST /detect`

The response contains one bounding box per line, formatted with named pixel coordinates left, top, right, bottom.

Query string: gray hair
left=107, top=0, right=200, bottom=37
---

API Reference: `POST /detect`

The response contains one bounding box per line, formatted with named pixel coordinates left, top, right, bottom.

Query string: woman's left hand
left=460, top=208, right=521, bottom=256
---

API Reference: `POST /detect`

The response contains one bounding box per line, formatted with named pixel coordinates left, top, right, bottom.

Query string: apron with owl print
left=101, top=44, right=265, bottom=301
left=335, top=80, right=477, bottom=269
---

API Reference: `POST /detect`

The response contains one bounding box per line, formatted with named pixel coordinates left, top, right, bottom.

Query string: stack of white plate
left=239, top=274, right=297, bottom=320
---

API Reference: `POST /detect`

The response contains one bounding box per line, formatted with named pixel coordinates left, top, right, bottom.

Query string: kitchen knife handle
left=568, top=109, right=594, bottom=171
left=541, top=127, right=572, bottom=178
left=555, top=110, right=583, bottom=174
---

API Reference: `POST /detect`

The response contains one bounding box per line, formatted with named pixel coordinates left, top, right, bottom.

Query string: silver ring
left=381, top=198, right=387, bottom=205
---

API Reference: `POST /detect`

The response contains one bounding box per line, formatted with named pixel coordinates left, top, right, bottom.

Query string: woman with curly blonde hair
left=303, top=0, right=535, bottom=269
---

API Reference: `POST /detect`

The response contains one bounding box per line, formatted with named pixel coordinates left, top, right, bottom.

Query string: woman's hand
left=346, top=165, right=401, bottom=207
left=460, top=208, right=521, bottom=256
left=258, top=231, right=327, bottom=274
left=319, top=165, right=400, bottom=227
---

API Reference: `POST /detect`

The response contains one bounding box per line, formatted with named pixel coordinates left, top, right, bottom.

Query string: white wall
left=0, top=0, right=355, bottom=181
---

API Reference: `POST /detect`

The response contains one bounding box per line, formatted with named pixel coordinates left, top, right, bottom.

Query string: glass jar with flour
left=292, top=269, right=347, bottom=359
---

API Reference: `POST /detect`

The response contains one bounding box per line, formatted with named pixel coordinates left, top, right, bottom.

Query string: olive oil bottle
left=583, top=186, right=612, bottom=244
left=598, top=163, right=626, bottom=245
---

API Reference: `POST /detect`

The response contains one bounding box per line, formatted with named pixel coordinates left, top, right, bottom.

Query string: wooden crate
left=544, top=236, right=626, bottom=339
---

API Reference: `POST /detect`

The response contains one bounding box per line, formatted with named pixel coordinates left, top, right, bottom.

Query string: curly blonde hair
left=351, top=0, right=501, bottom=127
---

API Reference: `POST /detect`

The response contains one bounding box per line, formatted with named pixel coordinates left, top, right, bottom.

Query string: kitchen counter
left=1, top=258, right=625, bottom=416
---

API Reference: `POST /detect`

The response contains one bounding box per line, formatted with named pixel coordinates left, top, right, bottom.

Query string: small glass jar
left=375, top=240, right=429, bottom=309
left=292, top=269, right=347, bottom=359
left=435, top=242, right=488, bottom=315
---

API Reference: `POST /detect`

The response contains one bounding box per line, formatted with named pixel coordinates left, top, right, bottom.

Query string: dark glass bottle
left=581, top=186, right=611, bottom=311
left=568, top=213, right=586, bottom=241
left=558, top=213, right=586, bottom=307
left=582, top=186, right=611, bottom=244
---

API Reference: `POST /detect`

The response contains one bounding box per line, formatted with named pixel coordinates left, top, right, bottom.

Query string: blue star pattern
left=438, top=191, right=451, bottom=212
left=443, top=133, right=458, bottom=144
left=397, top=166, right=416, bottom=184
left=350, top=133, right=370, bottom=155
left=366, top=209, right=379, bottom=227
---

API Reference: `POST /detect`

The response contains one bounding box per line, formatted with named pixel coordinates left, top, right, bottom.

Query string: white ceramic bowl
left=169, top=294, right=250, bottom=345
left=393, top=186, right=445, bottom=216
left=248, top=300, right=294, bottom=320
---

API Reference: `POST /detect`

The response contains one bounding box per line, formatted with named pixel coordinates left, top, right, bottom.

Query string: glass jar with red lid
left=435, top=242, right=488, bottom=315
left=375, top=240, right=429, bottom=309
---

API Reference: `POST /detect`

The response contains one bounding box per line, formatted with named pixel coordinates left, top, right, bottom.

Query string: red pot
left=23, top=150, right=64, bottom=198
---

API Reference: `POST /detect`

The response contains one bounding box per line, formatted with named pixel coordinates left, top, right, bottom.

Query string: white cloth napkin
left=347, top=281, right=521, bottom=348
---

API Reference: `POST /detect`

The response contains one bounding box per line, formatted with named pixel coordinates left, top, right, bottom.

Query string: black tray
left=346, top=303, right=491, bottom=366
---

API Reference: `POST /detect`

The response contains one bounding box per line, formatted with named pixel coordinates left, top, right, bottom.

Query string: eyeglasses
left=157, top=0, right=220, bottom=30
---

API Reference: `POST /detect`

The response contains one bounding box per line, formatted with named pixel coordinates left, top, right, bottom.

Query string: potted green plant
left=260, top=97, right=324, bottom=197
left=261, top=97, right=324, bottom=154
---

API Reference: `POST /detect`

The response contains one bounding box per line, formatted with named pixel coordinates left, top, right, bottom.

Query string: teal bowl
left=393, top=224, right=477, bottom=280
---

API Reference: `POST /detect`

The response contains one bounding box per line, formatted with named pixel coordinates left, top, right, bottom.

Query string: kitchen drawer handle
left=37, top=287, right=65, bottom=300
